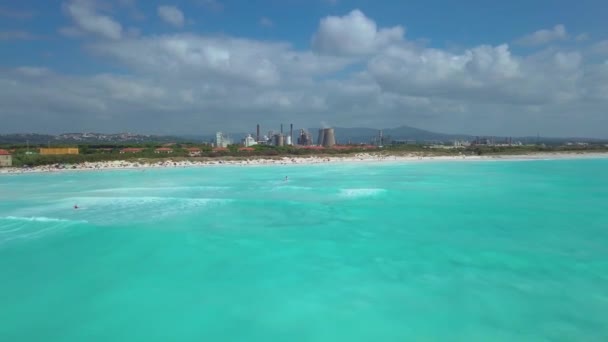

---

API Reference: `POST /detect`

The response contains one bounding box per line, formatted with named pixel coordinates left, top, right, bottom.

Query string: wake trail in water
left=0, top=216, right=88, bottom=245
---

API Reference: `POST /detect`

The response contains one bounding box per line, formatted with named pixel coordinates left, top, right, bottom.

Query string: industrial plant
left=216, top=123, right=333, bottom=148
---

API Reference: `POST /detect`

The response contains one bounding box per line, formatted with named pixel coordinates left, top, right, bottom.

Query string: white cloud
left=157, top=5, right=185, bottom=28
left=260, top=17, right=274, bottom=28
left=89, top=34, right=353, bottom=86
left=2, top=9, right=608, bottom=138
left=312, top=9, right=404, bottom=56
left=62, top=0, right=123, bottom=40
left=516, top=24, right=568, bottom=46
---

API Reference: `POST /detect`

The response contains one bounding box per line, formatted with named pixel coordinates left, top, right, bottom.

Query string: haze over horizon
left=1, top=0, right=608, bottom=138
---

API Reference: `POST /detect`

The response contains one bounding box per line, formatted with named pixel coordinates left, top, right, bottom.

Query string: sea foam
left=339, top=188, right=386, bottom=198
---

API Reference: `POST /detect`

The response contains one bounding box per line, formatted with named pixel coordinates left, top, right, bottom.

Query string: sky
left=1, top=0, right=608, bottom=137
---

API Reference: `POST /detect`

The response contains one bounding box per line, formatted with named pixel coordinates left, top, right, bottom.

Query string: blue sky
left=1, top=0, right=608, bottom=137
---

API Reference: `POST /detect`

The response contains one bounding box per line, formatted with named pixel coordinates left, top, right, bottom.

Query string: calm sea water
left=1, top=159, right=608, bottom=341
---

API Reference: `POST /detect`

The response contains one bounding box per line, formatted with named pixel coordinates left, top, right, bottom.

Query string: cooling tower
left=322, top=128, right=336, bottom=147
left=317, top=129, right=325, bottom=146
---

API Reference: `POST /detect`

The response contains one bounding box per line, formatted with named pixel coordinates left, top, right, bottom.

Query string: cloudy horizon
left=1, top=0, right=608, bottom=138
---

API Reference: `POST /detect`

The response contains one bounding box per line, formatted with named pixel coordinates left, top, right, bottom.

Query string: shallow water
left=1, top=159, right=608, bottom=341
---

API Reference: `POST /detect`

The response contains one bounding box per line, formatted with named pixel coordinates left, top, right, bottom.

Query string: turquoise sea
left=1, top=158, right=608, bottom=341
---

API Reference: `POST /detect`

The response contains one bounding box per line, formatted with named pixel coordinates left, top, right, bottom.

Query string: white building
left=453, top=140, right=471, bottom=147
left=215, top=132, right=232, bottom=148
left=243, top=134, right=258, bottom=147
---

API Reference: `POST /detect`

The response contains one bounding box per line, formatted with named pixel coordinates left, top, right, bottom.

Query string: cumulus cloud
left=312, top=9, right=404, bottom=56
left=62, top=0, right=122, bottom=40
left=367, top=41, right=592, bottom=110
left=158, top=5, right=185, bottom=28
left=89, top=34, right=353, bottom=86
left=2, top=8, right=608, bottom=138
left=516, top=24, right=568, bottom=46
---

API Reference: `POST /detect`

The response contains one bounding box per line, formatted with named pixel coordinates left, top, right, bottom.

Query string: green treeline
left=2, top=142, right=607, bottom=167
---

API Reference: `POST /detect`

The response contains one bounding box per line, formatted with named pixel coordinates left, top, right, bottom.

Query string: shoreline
left=1, top=151, right=607, bottom=175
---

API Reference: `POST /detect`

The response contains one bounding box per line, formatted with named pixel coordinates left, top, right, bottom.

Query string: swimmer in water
left=74, top=204, right=79, bottom=209
left=285, top=176, right=288, bottom=181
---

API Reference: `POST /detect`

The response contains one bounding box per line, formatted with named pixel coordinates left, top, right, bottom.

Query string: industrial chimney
left=280, top=124, right=283, bottom=134
left=290, top=124, right=293, bottom=146
left=256, top=124, right=260, bottom=142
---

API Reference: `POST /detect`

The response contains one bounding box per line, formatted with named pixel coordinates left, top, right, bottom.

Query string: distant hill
left=306, top=126, right=473, bottom=144
left=0, top=133, right=189, bottom=145
left=307, top=126, right=607, bottom=144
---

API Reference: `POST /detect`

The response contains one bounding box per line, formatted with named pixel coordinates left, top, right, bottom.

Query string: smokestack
left=290, top=124, right=293, bottom=145
left=281, top=124, right=283, bottom=134
left=256, top=124, right=260, bottom=141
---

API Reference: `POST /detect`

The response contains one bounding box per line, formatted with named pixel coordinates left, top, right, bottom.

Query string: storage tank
left=285, top=135, right=292, bottom=146
left=273, top=134, right=285, bottom=147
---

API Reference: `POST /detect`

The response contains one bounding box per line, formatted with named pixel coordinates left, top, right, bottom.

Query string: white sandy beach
left=1, top=151, right=607, bottom=175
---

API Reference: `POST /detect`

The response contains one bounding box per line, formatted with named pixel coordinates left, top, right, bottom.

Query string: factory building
left=297, top=129, right=313, bottom=146
left=243, top=134, right=258, bottom=147
left=215, top=132, right=232, bottom=148
left=251, top=123, right=295, bottom=146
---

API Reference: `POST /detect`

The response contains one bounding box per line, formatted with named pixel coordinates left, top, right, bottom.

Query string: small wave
left=63, top=197, right=232, bottom=221
left=283, top=186, right=313, bottom=190
left=0, top=216, right=87, bottom=245
left=1, top=216, right=84, bottom=223
left=339, top=188, right=386, bottom=198
left=70, top=196, right=230, bottom=205
left=268, top=185, right=313, bottom=192
left=89, top=186, right=231, bottom=193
